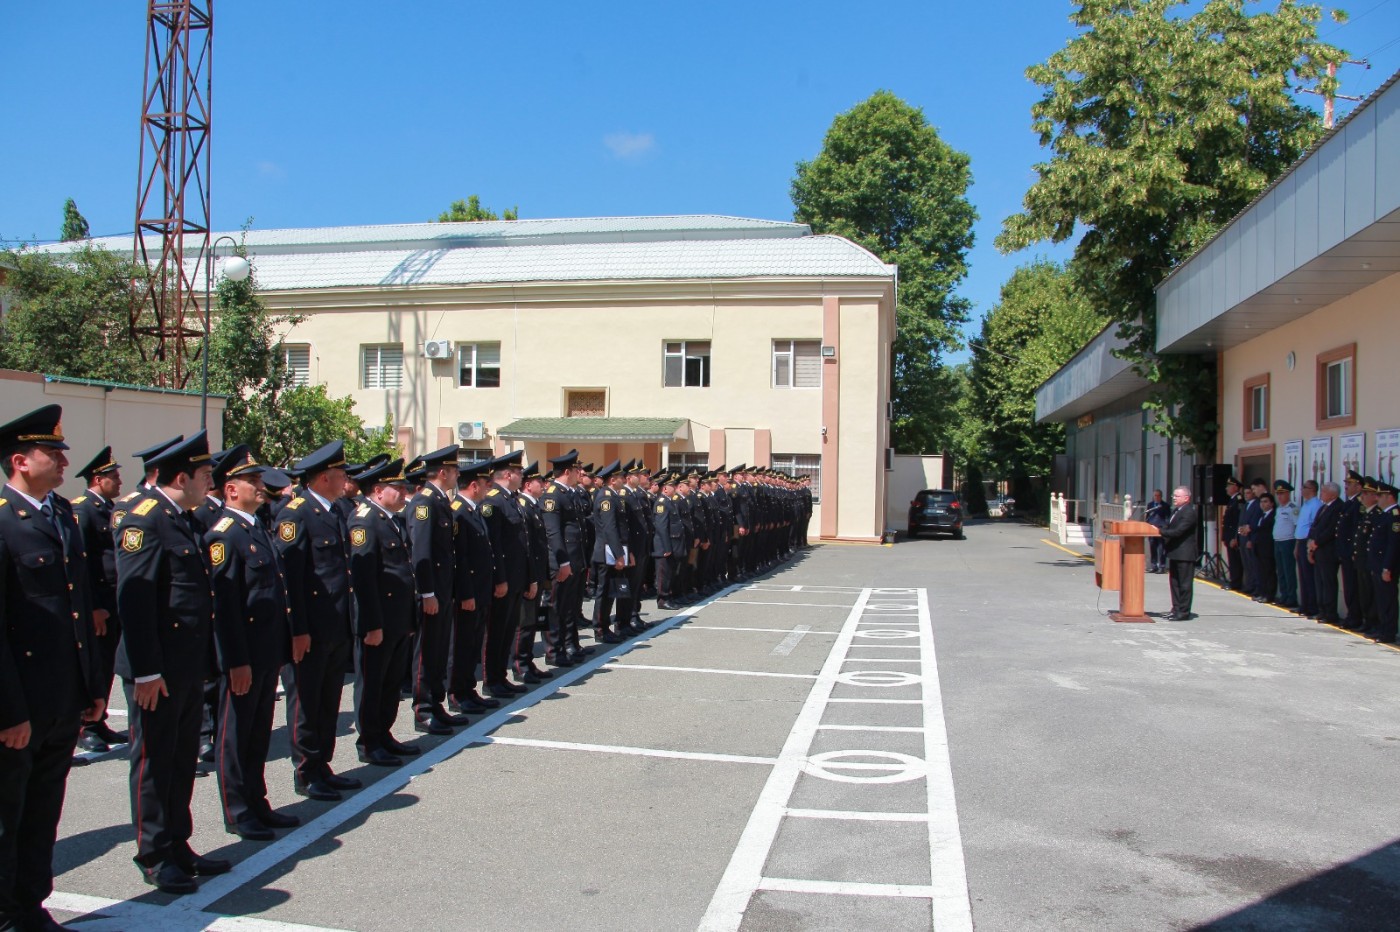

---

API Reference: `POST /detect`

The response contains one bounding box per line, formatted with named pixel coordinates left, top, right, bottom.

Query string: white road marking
left=771, top=625, right=811, bottom=655
left=817, top=724, right=925, bottom=733
left=698, top=588, right=874, bottom=931
left=785, top=808, right=928, bottom=822
left=721, top=600, right=860, bottom=608
left=476, top=736, right=776, bottom=766
left=756, top=878, right=938, bottom=899
left=841, top=658, right=920, bottom=663
left=826, top=698, right=922, bottom=704
left=45, top=891, right=351, bottom=931
left=602, top=663, right=817, bottom=680
left=684, top=625, right=837, bottom=636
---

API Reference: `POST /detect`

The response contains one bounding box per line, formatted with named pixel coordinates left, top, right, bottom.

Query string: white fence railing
left=1050, top=493, right=1142, bottom=547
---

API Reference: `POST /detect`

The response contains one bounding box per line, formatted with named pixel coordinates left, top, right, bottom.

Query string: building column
left=820, top=295, right=841, bottom=540
left=709, top=429, right=726, bottom=469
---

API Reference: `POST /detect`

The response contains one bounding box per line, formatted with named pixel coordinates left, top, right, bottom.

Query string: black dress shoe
left=546, top=653, right=575, bottom=667
left=448, top=695, right=486, bottom=714
left=294, top=779, right=343, bottom=801
left=384, top=737, right=422, bottom=756
left=258, top=809, right=300, bottom=828
left=430, top=705, right=471, bottom=726
left=174, top=849, right=232, bottom=876
left=226, top=818, right=275, bottom=841
left=516, top=668, right=542, bottom=684
left=23, top=907, right=71, bottom=932
left=464, top=689, right=500, bottom=708
left=91, top=721, right=129, bottom=745
left=1163, top=612, right=1182, bottom=621
left=574, top=644, right=595, bottom=656
left=525, top=663, right=553, bottom=679
left=597, top=629, right=623, bottom=644
left=506, top=681, right=528, bottom=694
left=140, top=860, right=197, bottom=894
left=485, top=682, right=518, bottom=701
left=77, top=731, right=109, bottom=753
left=415, top=716, right=453, bottom=735
left=321, top=771, right=362, bottom=790
left=358, top=747, right=403, bottom=767
left=198, top=742, right=216, bottom=764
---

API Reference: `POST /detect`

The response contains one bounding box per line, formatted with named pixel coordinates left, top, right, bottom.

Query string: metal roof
left=1034, top=324, right=1150, bottom=424
left=498, top=417, right=687, bottom=441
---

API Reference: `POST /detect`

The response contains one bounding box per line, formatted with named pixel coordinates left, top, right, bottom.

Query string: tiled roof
left=498, top=417, right=687, bottom=441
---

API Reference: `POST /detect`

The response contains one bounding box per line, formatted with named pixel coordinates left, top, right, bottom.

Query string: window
left=772, top=453, right=822, bottom=501
left=668, top=453, right=710, bottom=471
left=1243, top=373, right=1269, bottom=441
left=282, top=344, right=311, bottom=387
left=664, top=340, right=710, bottom=387
left=772, top=340, right=821, bottom=388
left=361, top=344, right=403, bottom=390
left=567, top=390, right=606, bottom=418
left=458, top=342, right=501, bottom=388
left=457, top=448, right=493, bottom=467
left=1315, top=343, right=1356, bottom=430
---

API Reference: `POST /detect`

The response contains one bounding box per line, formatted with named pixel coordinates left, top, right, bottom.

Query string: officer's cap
left=488, top=450, right=524, bottom=473
left=0, top=404, right=69, bottom=454
left=1226, top=476, right=1241, bottom=488
left=1346, top=469, right=1364, bottom=483
left=416, top=445, right=460, bottom=473
left=1363, top=476, right=1381, bottom=494
left=349, top=453, right=391, bottom=480
left=596, top=459, right=622, bottom=479
left=213, top=444, right=267, bottom=485
left=131, top=435, right=183, bottom=464
left=549, top=448, right=580, bottom=469
left=522, top=460, right=542, bottom=482
left=458, top=459, right=492, bottom=484
left=581, top=462, right=595, bottom=475
left=359, top=457, right=409, bottom=487
left=1273, top=480, right=1294, bottom=493
left=261, top=468, right=294, bottom=493
left=77, top=446, right=121, bottom=480
left=1380, top=481, right=1399, bottom=498
left=294, top=440, right=348, bottom=477
left=147, top=431, right=212, bottom=474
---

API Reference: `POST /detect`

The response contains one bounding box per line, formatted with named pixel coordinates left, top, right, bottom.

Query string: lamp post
left=202, top=235, right=251, bottom=429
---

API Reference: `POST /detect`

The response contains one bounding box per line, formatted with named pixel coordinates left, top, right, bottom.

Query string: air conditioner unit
left=457, top=421, right=486, bottom=441
left=424, top=340, right=453, bottom=359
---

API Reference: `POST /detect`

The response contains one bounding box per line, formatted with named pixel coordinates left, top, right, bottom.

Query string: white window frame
left=457, top=342, right=502, bottom=389
left=1249, top=383, right=1267, bottom=433
left=281, top=343, right=311, bottom=387
left=663, top=340, right=711, bottom=388
left=667, top=453, right=710, bottom=471
left=772, top=339, right=822, bottom=388
left=771, top=453, right=822, bottom=502
left=456, top=448, right=493, bottom=467
left=1326, top=358, right=1352, bottom=419
left=361, top=344, right=404, bottom=390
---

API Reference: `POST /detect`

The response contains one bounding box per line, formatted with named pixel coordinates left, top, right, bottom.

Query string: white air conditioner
left=424, top=340, right=453, bottom=359
left=457, top=421, right=486, bottom=441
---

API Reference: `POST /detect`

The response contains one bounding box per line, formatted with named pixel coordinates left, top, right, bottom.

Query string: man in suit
left=482, top=451, right=533, bottom=699
left=0, top=405, right=106, bottom=929
left=1308, top=482, right=1344, bottom=624
left=1219, top=478, right=1243, bottom=590
left=1159, top=485, right=1199, bottom=620
left=348, top=459, right=423, bottom=766
left=72, top=446, right=127, bottom=753
left=115, top=431, right=232, bottom=894
left=275, top=441, right=362, bottom=802
left=447, top=461, right=498, bottom=714
left=1366, top=481, right=1400, bottom=645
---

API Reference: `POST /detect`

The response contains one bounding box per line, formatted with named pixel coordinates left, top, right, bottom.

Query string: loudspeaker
left=1194, top=463, right=1233, bottom=507
left=1051, top=454, right=1072, bottom=497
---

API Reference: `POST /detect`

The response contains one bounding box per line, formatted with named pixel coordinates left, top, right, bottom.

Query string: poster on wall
left=1309, top=436, right=1333, bottom=487
left=1339, top=432, right=1366, bottom=481
left=1283, top=440, right=1304, bottom=489
left=1376, top=429, right=1400, bottom=486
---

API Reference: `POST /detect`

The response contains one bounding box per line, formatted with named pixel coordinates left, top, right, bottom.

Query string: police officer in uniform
left=276, top=441, right=362, bottom=802
left=653, top=474, right=685, bottom=610
left=539, top=451, right=587, bottom=666
left=112, top=436, right=184, bottom=532
left=0, top=405, right=106, bottom=928
left=348, top=458, right=423, bottom=766
left=1368, top=482, right=1400, bottom=644
left=72, top=446, right=128, bottom=753
left=591, top=460, right=632, bottom=642
left=204, top=446, right=299, bottom=840
left=512, top=462, right=554, bottom=683
left=115, top=431, right=232, bottom=893
left=447, top=461, right=498, bottom=714
left=482, top=451, right=533, bottom=698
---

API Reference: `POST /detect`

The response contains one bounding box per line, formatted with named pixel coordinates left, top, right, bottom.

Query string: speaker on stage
left=1194, top=463, right=1233, bottom=507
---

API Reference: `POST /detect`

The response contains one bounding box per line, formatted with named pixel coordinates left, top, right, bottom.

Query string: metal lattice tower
left=131, top=0, right=212, bottom=388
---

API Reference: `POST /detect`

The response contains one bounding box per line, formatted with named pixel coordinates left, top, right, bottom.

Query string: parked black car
left=907, top=489, right=964, bottom=539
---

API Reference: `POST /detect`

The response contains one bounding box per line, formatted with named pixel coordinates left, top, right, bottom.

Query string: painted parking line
left=771, top=626, right=812, bottom=655
left=601, top=663, right=818, bottom=680
left=476, top=736, right=777, bottom=766
left=45, top=891, right=351, bottom=931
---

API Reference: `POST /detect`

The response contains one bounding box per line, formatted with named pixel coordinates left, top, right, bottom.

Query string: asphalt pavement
left=45, top=518, right=1400, bottom=930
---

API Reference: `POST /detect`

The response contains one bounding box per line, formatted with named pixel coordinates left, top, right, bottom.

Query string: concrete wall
left=0, top=370, right=225, bottom=500
left=886, top=454, right=948, bottom=529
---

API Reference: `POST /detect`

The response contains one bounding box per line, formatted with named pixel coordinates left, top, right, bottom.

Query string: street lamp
left=202, top=235, right=251, bottom=429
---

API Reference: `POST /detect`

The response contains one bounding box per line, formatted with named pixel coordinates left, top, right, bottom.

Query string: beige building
left=146, top=215, right=895, bottom=542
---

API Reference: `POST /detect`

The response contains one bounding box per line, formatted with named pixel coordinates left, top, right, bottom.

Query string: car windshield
left=919, top=491, right=955, bottom=505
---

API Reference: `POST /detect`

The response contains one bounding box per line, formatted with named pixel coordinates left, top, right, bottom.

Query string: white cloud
left=257, top=160, right=286, bottom=180
left=603, top=131, right=656, bottom=160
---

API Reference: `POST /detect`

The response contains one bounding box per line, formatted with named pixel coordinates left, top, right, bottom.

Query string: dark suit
left=349, top=501, right=416, bottom=752
left=1220, top=493, right=1243, bottom=589
left=407, top=483, right=455, bottom=715
left=0, top=488, right=100, bottom=925
left=1338, top=496, right=1363, bottom=625
left=1160, top=502, right=1199, bottom=616
left=206, top=509, right=290, bottom=827
left=483, top=485, right=529, bottom=687
left=591, top=486, right=631, bottom=631
left=275, top=493, right=353, bottom=785
left=114, top=491, right=213, bottom=868
left=448, top=494, right=494, bottom=700
left=1309, top=498, right=1343, bottom=623
left=512, top=492, right=551, bottom=673
left=73, top=491, right=121, bottom=731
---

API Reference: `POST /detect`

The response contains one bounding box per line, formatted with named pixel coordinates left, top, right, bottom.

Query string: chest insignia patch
left=279, top=521, right=297, bottom=542
left=209, top=542, right=226, bottom=566
left=482, top=504, right=494, bottom=517
left=415, top=505, right=429, bottom=521
left=657, top=504, right=666, bottom=514
left=601, top=500, right=611, bottom=512
left=351, top=527, right=368, bottom=547
left=544, top=499, right=556, bottom=512
left=121, top=528, right=144, bottom=553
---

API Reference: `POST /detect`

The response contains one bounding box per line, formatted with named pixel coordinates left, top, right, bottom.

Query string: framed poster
left=1309, top=436, right=1333, bottom=487
left=1376, top=429, right=1400, bottom=486
left=1283, top=440, right=1303, bottom=489
left=1339, top=432, right=1366, bottom=481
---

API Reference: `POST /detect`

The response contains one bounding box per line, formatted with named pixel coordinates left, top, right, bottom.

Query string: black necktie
left=40, top=500, right=66, bottom=544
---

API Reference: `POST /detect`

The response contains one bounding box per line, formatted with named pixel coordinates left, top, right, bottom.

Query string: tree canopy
left=792, top=90, right=976, bottom=454
left=435, top=195, right=518, bottom=222
left=60, top=198, right=90, bottom=242
left=996, top=0, right=1345, bottom=455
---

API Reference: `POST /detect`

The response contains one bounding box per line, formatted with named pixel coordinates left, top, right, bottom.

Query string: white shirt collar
left=3, top=484, right=46, bottom=511
left=225, top=505, right=258, bottom=525
left=307, top=488, right=333, bottom=512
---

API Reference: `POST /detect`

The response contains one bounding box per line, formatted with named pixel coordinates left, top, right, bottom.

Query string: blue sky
left=6, top=1, right=1399, bottom=362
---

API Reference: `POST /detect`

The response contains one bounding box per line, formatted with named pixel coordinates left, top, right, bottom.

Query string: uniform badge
left=601, top=500, right=611, bottom=512
left=121, top=528, right=144, bottom=553
left=482, top=504, right=494, bottom=517
left=279, top=521, right=297, bottom=542
left=351, top=528, right=368, bottom=547
left=113, top=511, right=126, bottom=527
left=544, top=499, right=556, bottom=512
left=415, top=505, right=429, bottom=521
left=656, top=504, right=666, bottom=514
left=132, top=498, right=158, bottom=517
left=209, top=542, right=226, bottom=566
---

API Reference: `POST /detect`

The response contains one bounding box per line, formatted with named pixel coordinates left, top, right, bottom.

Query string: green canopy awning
left=497, top=417, right=687, bottom=442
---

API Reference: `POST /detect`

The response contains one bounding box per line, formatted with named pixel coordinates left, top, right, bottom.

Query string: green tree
left=996, top=0, right=1345, bottom=456
left=60, top=198, right=90, bottom=241
left=791, top=90, right=977, bottom=453
left=967, top=261, right=1105, bottom=483
left=0, top=244, right=162, bottom=384
left=435, top=195, right=519, bottom=222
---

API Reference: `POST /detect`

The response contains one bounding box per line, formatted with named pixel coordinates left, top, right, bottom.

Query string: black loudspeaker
left=1051, top=454, right=1072, bottom=497
left=1194, top=463, right=1233, bottom=507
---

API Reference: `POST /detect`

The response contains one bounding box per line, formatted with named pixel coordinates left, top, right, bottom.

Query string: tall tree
left=435, top=195, right=518, bottom=222
left=792, top=90, right=977, bottom=453
left=997, top=0, right=1344, bottom=456
left=60, top=198, right=90, bottom=241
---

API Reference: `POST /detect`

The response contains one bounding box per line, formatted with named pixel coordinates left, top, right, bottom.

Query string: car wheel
left=953, top=529, right=965, bottom=540
left=906, top=527, right=918, bottom=539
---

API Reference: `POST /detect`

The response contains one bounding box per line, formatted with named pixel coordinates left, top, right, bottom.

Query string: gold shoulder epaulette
left=212, top=516, right=235, bottom=533
left=286, top=498, right=304, bottom=511
left=355, top=504, right=372, bottom=518
left=0, top=498, right=7, bottom=508
left=132, top=498, right=158, bottom=517
left=450, top=500, right=462, bottom=511
left=487, top=488, right=501, bottom=497
left=72, top=496, right=88, bottom=505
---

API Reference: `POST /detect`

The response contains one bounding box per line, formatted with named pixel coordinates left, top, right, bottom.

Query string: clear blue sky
left=6, top=1, right=1398, bottom=362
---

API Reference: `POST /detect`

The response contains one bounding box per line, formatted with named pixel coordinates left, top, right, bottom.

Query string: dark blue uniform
left=349, top=500, right=417, bottom=754
left=407, top=482, right=456, bottom=720
left=483, top=484, right=530, bottom=691
left=72, top=490, right=122, bottom=741
left=448, top=492, right=494, bottom=704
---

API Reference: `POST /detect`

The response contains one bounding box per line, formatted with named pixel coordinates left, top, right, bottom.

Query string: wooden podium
left=1094, top=520, right=1160, bottom=623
